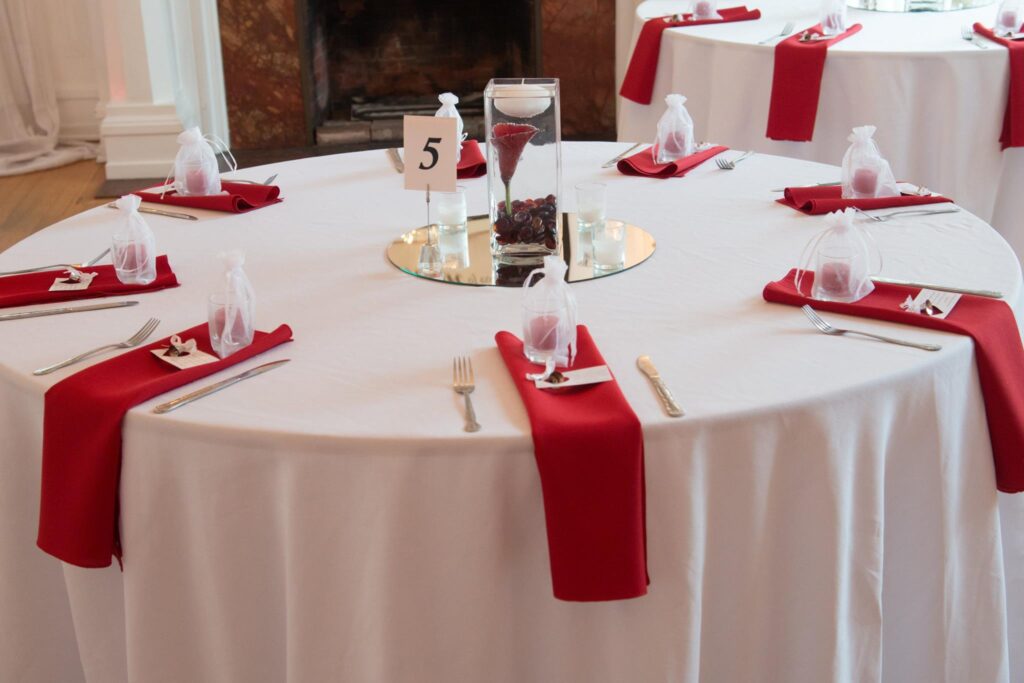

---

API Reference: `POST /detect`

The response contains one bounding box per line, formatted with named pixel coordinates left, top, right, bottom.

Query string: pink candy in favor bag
left=692, top=0, right=722, bottom=20
left=841, top=126, right=899, bottom=200
left=652, top=94, right=695, bottom=164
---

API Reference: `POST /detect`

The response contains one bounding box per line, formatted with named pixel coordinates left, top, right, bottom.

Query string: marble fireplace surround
left=216, top=0, right=616, bottom=150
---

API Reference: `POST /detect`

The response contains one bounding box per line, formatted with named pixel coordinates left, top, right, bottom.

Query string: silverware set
left=961, top=25, right=989, bottom=49
left=34, top=318, right=160, bottom=375
left=715, top=151, right=754, bottom=170
left=105, top=203, right=197, bottom=221
left=0, top=248, right=110, bottom=278
left=802, top=305, right=942, bottom=352
left=758, top=22, right=795, bottom=45
left=452, top=355, right=480, bottom=432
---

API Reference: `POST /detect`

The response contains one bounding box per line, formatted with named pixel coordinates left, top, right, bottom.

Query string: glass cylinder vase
left=484, top=78, right=562, bottom=265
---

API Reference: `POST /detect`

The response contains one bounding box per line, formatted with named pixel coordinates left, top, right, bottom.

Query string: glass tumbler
left=575, top=182, right=607, bottom=233
left=592, top=220, right=627, bottom=272
left=208, top=293, right=254, bottom=359
left=111, top=234, right=156, bottom=285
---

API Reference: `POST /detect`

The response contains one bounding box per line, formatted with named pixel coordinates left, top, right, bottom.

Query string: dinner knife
left=152, top=359, right=290, bottom=414
left=0, top=300, right=138, bottom=321
left=105, top=203, right=198, bottom=221
left=870, top=276, right=1003, bottom=299
left=386, top=148, right=405, bottom=174
left=602, top=143, right=645, bottom=168
left=636, top=355, right=685, bottom=417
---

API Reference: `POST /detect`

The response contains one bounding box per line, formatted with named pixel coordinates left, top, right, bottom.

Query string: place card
left=151, top=336, right=219, bottom=370
left=535, top=364, right=614, bottom=390
left=49, top=271, right=97, bottom=291
left=901, top=288, right=961, bottom=320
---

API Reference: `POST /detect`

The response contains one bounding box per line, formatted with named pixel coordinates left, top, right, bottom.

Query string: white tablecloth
left=1, top=142, right=1021, bottom=682
left=617, top=0, right=1024, bottom=257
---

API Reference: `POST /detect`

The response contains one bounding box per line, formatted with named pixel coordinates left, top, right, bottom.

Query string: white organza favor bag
left=997, top=0, right=1022, bottom=35
left=435, top=92, right=467, bottom=162
left=692, top=0, right=722, bottom=20
left=208, top=251, right=255, bottom=359
left=111, top=194, right=157, bottom=285
left=522, top=255, right=577, bottom=381
left=796, top=208, right=882, bottom=303
left=820, top=0, right=848, bottom=35
left=652, top=94, right=695, bottom=164
left=172, top=127, right=236, bottom=197
left=841, top=126, right=899, bottom=200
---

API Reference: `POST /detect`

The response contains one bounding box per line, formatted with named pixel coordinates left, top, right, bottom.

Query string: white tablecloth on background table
left=1, top=143, right=1022, bottom=682
left=617, top=0, right=1024, bottom=257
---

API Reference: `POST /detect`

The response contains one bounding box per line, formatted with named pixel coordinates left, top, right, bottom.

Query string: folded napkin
left=0, top=255, right=178, bottom=309
left=618, top=145, right=729, bottom=178
left=766, top=24, right=863, bottom=142
left=458, top=140, right=487, bottom=179
left=779, top=185, right=953, bottom=215
left=764, top=269, right=1024, bottom=493
left=37, top=323, right=294, bottom=568
left=973, top=24, right=1024, bottom=149
left=620, top=6, right=763, bottom=104
left=495, top=325, right=648, bottom=601
left=134, top=181, right=282, bottom=213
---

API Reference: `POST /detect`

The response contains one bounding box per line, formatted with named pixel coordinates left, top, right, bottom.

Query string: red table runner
left=973, top=24, right=1024, bottom=149
left=778, top=185, right=953, bottom=215
left=458, top=140, right=487, bottom=179
left=134, top=181, right=282, bottom=213
left=0, top=255, right=178, bottom=309
left=766, top=24, right=863, bottom=142
left=618, top=145, right=729, bottom=178
left=495, top=325, right=648, bottom=601
left=38, top=323, right=294, bottom=568
left=764, top=269, right=1024, bottom=493
left=620, top=7, right=762, bottom=105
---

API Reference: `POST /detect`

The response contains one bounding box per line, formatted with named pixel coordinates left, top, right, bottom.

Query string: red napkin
left=766, top=24, right=863, bottom=142
left=0, top=255, right=178, bottom=309
left=495, top=325, right=648, bottom=601
left=764, top=269, right=1024, bottom=493
left=134, top=181, right=282, bottom=213
left=973, top=24, right=1024, bottom=149
left=618, top=145, right=729, bottom=178
left=37, top=323, right=294, bottom=568
left=779, top=185, right=954, bottom=215
left=457, top=140, right=487, bottom=179
left=620, top=7, right=763, bottom=104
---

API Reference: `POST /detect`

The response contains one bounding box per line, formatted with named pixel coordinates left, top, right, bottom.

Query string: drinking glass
left=111, top=234, right=156, bottom=285
left=575, top=182, right=606, bottom=232
left=814, top=247, right=856, bottom=301
left=592, top=220, right=626, bottom=272
left=208, top=293, right=254, bottom=359
left=522, top=301, right=565, bottom=365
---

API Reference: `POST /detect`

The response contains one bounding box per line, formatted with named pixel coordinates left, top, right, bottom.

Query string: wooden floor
left=0, top=160, right=107, bottom=253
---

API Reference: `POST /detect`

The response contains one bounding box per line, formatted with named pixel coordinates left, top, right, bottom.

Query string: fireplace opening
left=308, top=0, right=539, bottom=146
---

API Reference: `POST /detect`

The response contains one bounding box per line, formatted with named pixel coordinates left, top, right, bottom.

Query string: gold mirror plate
left=385, top=213, right=656, bottom=287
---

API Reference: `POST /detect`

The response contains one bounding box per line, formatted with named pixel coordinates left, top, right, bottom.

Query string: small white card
left=534, top=365, right=614, bottom=390
left=897, top=182, right=934, bottom=197
left=49, top=271, right=97, bottom=291
left=402, top=115, right=457, bottom=192
left=151, top=345, right=219, bottom=370
left=902, top=288, right=961, bottom=320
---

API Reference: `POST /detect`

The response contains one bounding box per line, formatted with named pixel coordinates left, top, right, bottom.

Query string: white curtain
left=0, top=0, right=95, bottom=176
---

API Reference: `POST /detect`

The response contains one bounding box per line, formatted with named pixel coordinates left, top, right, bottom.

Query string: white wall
left=38, top=0, right=105, bottom=143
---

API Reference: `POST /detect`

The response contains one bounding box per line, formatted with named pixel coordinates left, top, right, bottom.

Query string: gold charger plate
left=385, top=213, right=656, bottom=287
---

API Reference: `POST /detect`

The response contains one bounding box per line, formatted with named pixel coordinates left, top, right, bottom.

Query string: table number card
left=402, top=115, right=457, bottom=192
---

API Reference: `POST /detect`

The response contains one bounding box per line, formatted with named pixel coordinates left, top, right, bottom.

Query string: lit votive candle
left=593, top=220, right=626, bottom=272
left=852, top=168, right=879, bottom=197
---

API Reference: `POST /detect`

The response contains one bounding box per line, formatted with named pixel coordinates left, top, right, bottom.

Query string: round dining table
left=1, top=142, right=1021, bottom=682
left=617, top=0, right=1024, bottom=257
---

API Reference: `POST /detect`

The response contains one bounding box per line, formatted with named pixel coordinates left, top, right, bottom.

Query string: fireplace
left=217, top=0, right=615, bottom=150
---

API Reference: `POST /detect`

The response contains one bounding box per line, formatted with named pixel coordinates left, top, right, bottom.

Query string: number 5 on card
left=402, top=115, right=457, bottom=192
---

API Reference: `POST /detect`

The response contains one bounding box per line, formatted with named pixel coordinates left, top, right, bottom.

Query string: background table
left=617, top=0, right=1024, bottom=258
left=1, top=142, right=1021, bottom=682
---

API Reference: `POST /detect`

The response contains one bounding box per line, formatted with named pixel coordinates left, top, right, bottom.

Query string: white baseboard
left=101, top=102, right=183, bottom=179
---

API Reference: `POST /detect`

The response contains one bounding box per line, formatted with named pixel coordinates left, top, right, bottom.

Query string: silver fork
left=33, top=318, right=161, bottom=375
left=0, top=248, right=111, bottom=278
left=758, top=21, right=795, bottom=45
left=801, top=305, right=941, bottom=352
left=715, top=151, right=754, bottom=170
left=853, top=206, right=960, bottom=223
left=961, top=25, right=988, bottom=48
left=232, top=173, right=279, bottom=185
left=452, top=356, right=480, bottom=432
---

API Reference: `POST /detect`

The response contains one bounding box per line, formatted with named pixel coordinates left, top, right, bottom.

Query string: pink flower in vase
left=492, top=123, right=539, bottom=215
